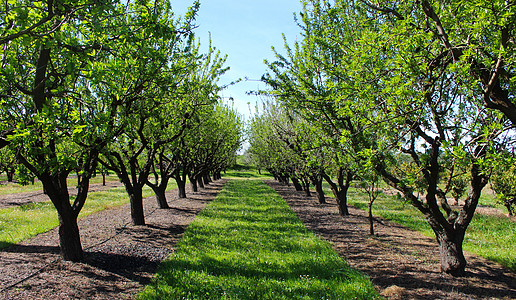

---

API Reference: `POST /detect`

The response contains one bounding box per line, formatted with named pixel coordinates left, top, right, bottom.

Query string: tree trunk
left=203, top=173, right=211, bottom=185
left=58, top=209, right=83, bottom=261
left=129, top=188, right=145, bottom=225
left=322, top=171, right=351, bottom=216
left=40, top=175, right=84, bottom=261
left=102, top=173, right=106, bottom=186
left=435, top=230, right=467, bottom=276
left=6, top=168, right=14, bottom=182
left=310, top=174, right=326, bottom=204
left=301, top=177, right=311, bottom=197
left=291, top=177, right=303, bottom=191
left=368, top=202, right=374, bottom=235
left=152, top=186, right=169, bottom=209
left=197, top=175, right=205, bottom=189
left=189, top=175, right=198, bottom=192
left=176, top=177, right=187, bottom=198
left=335, top=189, right=349, bottom=216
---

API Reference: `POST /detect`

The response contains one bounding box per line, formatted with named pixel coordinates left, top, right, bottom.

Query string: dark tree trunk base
left=437, top=232, right=467, bottom=277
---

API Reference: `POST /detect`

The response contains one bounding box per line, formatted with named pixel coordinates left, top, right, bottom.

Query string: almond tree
left=263, top=0, right=514, bottom=276
left=0, top=0, right=125, bottom=261
left=98, top=0, right=201, bottom=225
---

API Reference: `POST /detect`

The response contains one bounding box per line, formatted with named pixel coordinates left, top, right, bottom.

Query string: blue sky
left=173, top=1, right=303, bottom=121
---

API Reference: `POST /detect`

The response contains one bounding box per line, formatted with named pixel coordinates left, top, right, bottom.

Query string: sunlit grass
left=222, top=166, right=273, bottom=180
left=346, top=187, right=516, bottom=272
left=0, top=174, right=120, bottom=195
left=0, top=185, right=158, bottom=249
left=139, top=180, right=380, bottom=299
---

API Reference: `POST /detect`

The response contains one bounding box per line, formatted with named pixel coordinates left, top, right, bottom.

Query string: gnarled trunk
left=435, top=230, right=466, bottom=276
left=203, top=172, right=211, bottom=185
left=40, top=171, right=88, bottom=262
left=154, top=187, right=169, bottom=209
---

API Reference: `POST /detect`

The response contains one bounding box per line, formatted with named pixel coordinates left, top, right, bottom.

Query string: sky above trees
left=173, top=1, right=302, bottom=120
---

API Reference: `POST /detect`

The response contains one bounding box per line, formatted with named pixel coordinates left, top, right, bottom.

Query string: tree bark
left=175, top=176, right=187, bottom=198
left=129, top=187, right=145, bottom=225
left=291, top=177, right=303, bottom=191
left=203, top=172, right=211, bottom=185
left=310, top=174, right=326, bottom=204
left=197, top=175, right=205, bottom=189
left=322, top=170, right=351, bottom=216
left=39, top=172, right=85, bottom=262
left=153, top=186, right=169, bottom=209
left=435, top=230, right=466, bottom=276
left=301, top=177, right=311, bottom=197
left=368, top=202, right=374, bottom=236
left=57, top=208, right=83, bottom=261
left=189, top=175, right=198, bottom=192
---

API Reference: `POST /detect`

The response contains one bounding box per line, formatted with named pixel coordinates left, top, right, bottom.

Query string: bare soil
left=1, top=178, right=514, bottom=299
left=266, top=180, right=516, bottom=300
left=0, top=179, right=227, bottom=300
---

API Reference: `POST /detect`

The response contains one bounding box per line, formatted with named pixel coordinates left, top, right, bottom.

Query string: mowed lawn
left=139, top=180, right=379, bottom=299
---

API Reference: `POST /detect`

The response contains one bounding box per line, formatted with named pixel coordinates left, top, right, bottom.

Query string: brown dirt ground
left=1, top=178, right=515, bottom=299
left=266, top=180, right=516, bottom=300
left=0, top=179, right=227, bottom=300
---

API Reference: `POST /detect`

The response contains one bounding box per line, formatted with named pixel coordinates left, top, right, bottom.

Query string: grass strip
left=0, top=181, right=178, bottom=249
left=347, top=188, right=516, bottom=272
left=139, top=180, right=380, bottom=300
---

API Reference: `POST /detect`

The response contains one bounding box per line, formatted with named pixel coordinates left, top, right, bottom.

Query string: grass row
left=139, top=179, right=380, bottom=300
left=345, top=187, right=516, bottom=272
left=0, top=182, right=178, bottom=249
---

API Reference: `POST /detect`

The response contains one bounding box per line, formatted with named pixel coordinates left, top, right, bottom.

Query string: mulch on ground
left=266, top=180, right=516, bottom=300
left=0, top=179, right=227, bottom=300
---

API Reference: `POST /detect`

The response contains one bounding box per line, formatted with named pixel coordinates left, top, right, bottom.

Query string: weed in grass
left=140, top=180, right=380, bottom=300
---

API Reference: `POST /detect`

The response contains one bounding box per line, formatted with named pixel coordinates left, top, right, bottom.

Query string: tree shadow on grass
left=267, top=180, right=516, bottom=300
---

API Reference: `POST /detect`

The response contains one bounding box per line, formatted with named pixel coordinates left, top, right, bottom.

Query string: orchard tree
left=491, top=154, right=516, bottom=216
left=145, top=37, right=232, bottom=202
left=0, top=0, right=200, bottom=260
left=0, top=0, right=128, bottom=261
left=263, top=0, right=515, bottom=276
left=98, top=0, right=201, bottom=225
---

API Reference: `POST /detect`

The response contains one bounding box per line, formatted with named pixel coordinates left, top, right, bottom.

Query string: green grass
left=0, top=175, right=119, bottom=195
left=0, top=183, right=162, bottom=249
left=139, top=180, right=380, bottom=300
left=222, top=167, right=274, bottom=179
left=346, top=187, right=516, bottom=272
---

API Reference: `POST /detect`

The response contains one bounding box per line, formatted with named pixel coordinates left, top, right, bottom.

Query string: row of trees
left=0, top=0, right=243, bottom=261
left=249, top=0, right=515, bottom=276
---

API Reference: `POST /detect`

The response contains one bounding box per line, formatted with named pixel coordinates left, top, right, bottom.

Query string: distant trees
left=252, top=0, right=515, bottom=277
left=0, top=0, right=242, bottom=261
